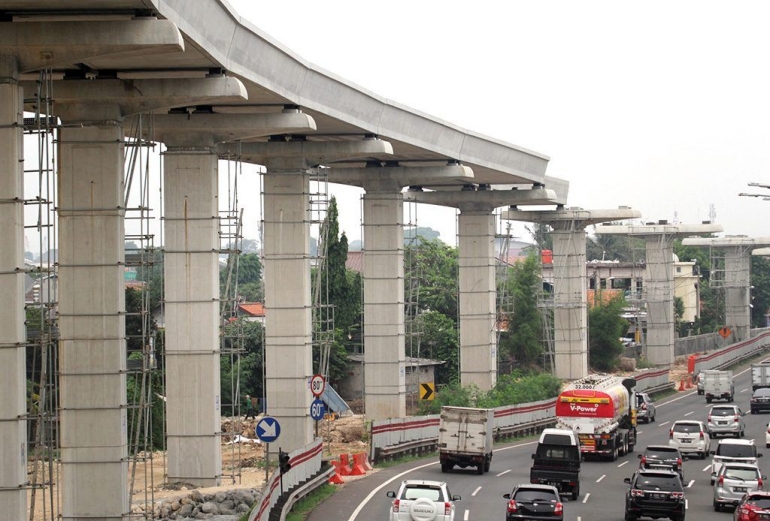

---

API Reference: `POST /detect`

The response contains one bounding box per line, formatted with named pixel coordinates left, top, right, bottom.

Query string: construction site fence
left=692, top=330, right=770, bottom=375
left=250, top=438, right=324, bottom=521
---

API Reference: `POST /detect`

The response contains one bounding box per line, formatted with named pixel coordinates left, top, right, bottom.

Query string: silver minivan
left=669, top=420, right=711, bottom=459
left=713, top=462, right=766, bottom=511
left=707, top=405, right=745, bottom=438
left=636, top=393, right=657, bottom=424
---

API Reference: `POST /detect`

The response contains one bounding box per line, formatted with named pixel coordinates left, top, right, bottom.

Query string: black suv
left=638, top=445, right=685, bottom=481
left=624, top=469, right=685, bottom=521
left=504, top=484, right=563, bottom=521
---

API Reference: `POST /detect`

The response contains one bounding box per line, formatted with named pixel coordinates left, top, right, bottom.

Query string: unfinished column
left=457, top=210, right=496, bottom=389
left=551, top=224, right=589, bottom=379
left=263, top=170, right=314, bottom=450
left=644, top=235, right=676, bottom=365
left=683, top=237, right=770, bottom=343
left=0, top=59, right=26, bottom=519
left=58, top=117, right=128, bottom=519
left=163, top=146, right=222, bottom=486
left=600, top=222, right=722, bottom=367
left=724, top=246, right=751, bottom=342
left=363, top=190, right=406, bottom=419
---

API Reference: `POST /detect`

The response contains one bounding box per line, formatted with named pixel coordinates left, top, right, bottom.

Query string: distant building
left=237, top=302, right=266, bottom=324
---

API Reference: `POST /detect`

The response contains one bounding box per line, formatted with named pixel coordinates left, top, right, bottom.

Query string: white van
left=710, top=439, right=763, bottom=484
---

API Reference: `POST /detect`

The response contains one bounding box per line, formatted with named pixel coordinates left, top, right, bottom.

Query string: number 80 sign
left=310, top=374, right=325, bottom=397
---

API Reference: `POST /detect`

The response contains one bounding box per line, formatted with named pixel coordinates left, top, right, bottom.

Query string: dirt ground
left=26, top=413, right=372, bottom=520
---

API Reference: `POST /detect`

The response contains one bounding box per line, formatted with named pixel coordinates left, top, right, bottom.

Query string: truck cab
left=530, top=428, right=581, bottom=500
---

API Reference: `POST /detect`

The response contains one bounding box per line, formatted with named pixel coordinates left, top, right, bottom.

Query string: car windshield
left=673, top=423, right=700, bottom=433
left=646, top=448, right=678, bottom=459
left=634, top=475, right=682, bottom=492
left=514, top=490, right=558, bottom=503
left=536, top=445, right=575, bottom=460
left=746, top=497, right=770, bottom=508
left=717, top=444, right=757, bottom=458
left=402, top=486, right=442, bottom=501
left=723, top=468, right=760, bottom=481
left=711, top=408, right=736, bottom=417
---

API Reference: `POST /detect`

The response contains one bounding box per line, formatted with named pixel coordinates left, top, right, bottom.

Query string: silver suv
left=636, top=393, right=657, bottom=424
left=710, top=438, right=763, bottom=484
left=707, top=405, right=745, bottom=438
left=387, top=480, right=461, bottom=521
left=713, top=462, right=766, bottom=511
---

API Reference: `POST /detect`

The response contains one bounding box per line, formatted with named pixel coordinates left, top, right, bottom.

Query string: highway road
left=308, top=357, right=770, bottom=521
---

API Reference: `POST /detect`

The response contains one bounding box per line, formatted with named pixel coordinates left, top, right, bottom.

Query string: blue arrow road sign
left=256, top=416, right=281, bottom=443
left=310, top=398, right=326, bottom=421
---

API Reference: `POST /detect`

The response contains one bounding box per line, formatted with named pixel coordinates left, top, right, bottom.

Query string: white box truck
left=752, top=363, right=770, bottom=391
left=703, top=370, right=735, bottom=403
left=438, top=406, right=494, bottom=475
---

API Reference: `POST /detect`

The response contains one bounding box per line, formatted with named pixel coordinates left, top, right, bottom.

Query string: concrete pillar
left=58, top=119, right=128, bottom=519
left=644, top=235, right=675, bottom=366
left=457, top=211, right=496, bottom=389
left=363, top=190, right=406, bottom=420
left=163, top=147, right=221, bottom=486
left=263, top=170, right=313, bottom=451
left=0, top=60, right=26, bottom=520
left=724, top=246, right=751, bottom=342
left=551, top=225, right=589, bottom=379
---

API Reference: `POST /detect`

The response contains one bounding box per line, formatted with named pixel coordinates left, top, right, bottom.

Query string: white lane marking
left=686, top=499, right=689, bottom=510
left=496, top=469, right=511, bottom=477
left=741, top=388, right=749, bottom=393
left=684, top=411, right=694, bottom=416
left=687, top=479, right=695, bottom=488
left=346, top=438, right=540, bottom=521
left=578, top=518, right=581, bottom=521
left=658, top=421, right=670, bottom=426
left=463, top=510, right=469, bottom=521
left=703, top=464, right=712, bottom=472
left=471, top=486, right=481, bottom=497
left=596, top=474, right=606, bottom=483
left=582, top=493, right=590, bottom=504
left=638, top=431, right=644, bottom=435
left=618, top=461, right=628, bottom=468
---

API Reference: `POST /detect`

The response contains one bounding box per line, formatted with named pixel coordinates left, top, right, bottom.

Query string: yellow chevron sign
left=420, top=383, right=435, bottom=400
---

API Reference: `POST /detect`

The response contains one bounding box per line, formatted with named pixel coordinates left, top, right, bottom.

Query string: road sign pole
left=265, top=442, right=269, bottom=482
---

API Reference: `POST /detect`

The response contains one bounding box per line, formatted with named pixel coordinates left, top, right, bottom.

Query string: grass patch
left=285, top=484, right=338, bottom=521
left=649, top=386, right=678, bottom=400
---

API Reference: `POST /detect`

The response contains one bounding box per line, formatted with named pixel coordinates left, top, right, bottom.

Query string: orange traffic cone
left=678, top=379, right=686, bottom=391
left=338, top=453, right=352, bottom=476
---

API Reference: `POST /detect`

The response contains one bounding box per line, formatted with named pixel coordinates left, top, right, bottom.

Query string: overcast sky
left=221, top=0, right=770, bottom=246
left=30, top=2, right=770, bottom=252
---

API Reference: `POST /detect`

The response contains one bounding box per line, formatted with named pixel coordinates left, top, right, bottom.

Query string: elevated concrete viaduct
left=0, top=1, right=567, bottom=517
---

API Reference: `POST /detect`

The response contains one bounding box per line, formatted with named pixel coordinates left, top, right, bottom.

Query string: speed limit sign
left=310, top=374, right=326, bottom=397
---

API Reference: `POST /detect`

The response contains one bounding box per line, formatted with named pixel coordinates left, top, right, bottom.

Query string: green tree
left=404, top=226, right=441, bottom=243
left=588, top=294, right=629, bottom=371
left=499, top=254, right=543, bottom=367
left=587, top=231, right=644, bottom=262
left=404, top=237, right=459, bottom=320
left=410, top=311, right=459, bottom=385
left=525, top=223, right=552, bottom=252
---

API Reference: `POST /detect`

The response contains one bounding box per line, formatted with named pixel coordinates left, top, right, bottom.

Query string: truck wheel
left=611, top=446, right=618, bottom=462
left=706, top=397, right=712, bottom=403
left=572, top=483, right=580, bottom=501
left=476, top=464, right=483, bottom=475
left=441, top=462, right=450, bottom=473
left=628, top=443, right=635, bottom=453
left=484, top=459, right=490, bottom=473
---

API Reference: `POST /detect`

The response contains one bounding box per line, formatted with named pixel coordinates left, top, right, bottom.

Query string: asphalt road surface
left=308, top=356, right=770, bottom=521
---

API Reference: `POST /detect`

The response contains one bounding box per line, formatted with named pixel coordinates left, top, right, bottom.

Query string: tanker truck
left=555, top=374, right=637, bottom=461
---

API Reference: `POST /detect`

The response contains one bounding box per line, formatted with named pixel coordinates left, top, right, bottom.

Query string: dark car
left=734, top=491, right=770, bottom=521
left=624, top=469, right=685, bottom=521
left=639, top=445, right=685, bottom=481
left=751, top=388, right=770, bottom=414
left=504, top=484, right=563, bottom=521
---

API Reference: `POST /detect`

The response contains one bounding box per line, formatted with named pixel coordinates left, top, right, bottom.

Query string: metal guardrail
left=279, top=465, right=335, bottom=521
left=372, top=416, right=557, bottom=464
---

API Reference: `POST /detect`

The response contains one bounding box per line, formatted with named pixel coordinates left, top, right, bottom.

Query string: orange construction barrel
left=687, top=355, right=697, bottom=374
left=542, top=249, right=553, bottom=264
